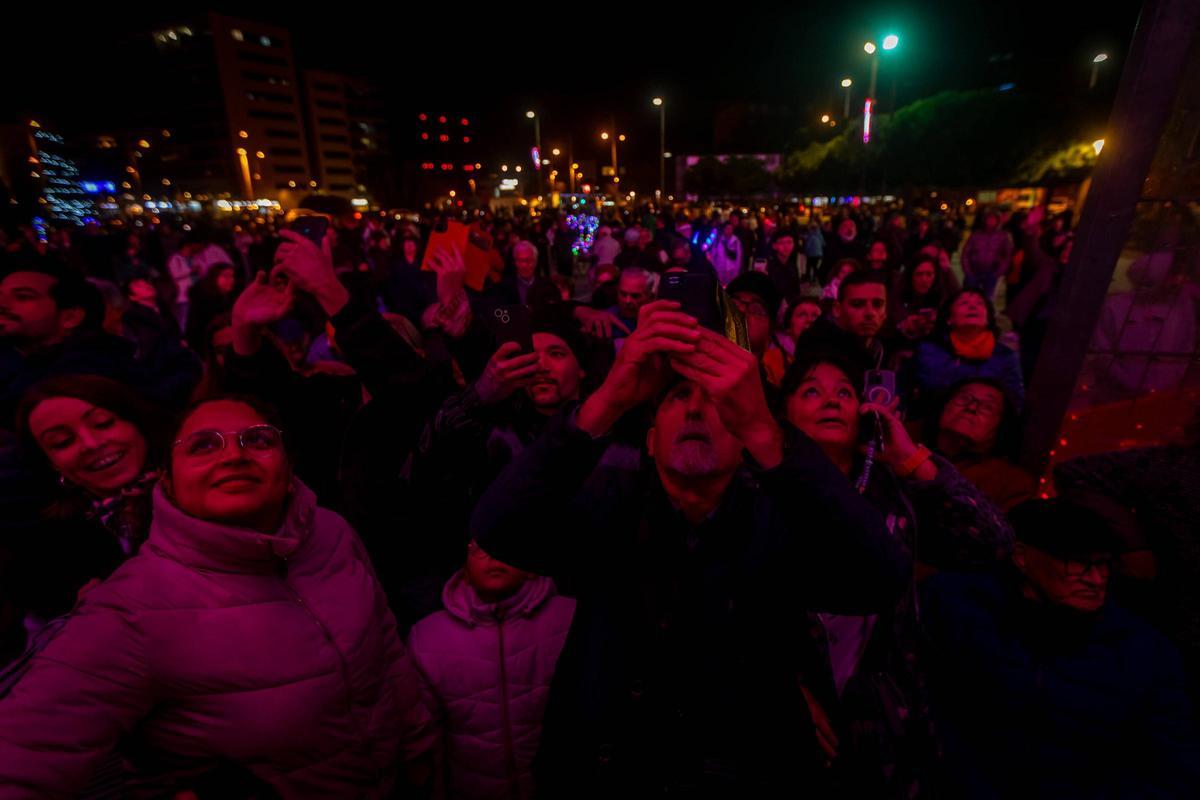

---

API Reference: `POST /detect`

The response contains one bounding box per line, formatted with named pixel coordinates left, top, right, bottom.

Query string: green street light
left=882, top=34, right=899, bottom=51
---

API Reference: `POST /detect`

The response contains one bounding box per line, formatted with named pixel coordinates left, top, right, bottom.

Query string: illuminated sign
left=531, top=146, right=541, bottom=171
left=863, top=99, right=873, bottom=144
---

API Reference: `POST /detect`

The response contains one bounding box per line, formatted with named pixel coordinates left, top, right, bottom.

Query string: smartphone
left=485, top=304, right=534, bottom=353
left=863, top=369, right=897, bottom=407
left=289, top=214, right=331, bottom=247
left=658, top=272, right=723, bottom=333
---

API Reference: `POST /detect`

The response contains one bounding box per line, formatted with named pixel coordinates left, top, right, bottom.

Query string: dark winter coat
left=470, top=410, right=910, bottom=795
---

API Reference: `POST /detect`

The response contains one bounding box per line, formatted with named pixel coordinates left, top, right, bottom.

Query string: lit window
left=231, top=29, right=244, bottom=41
left=260, top=36, right=272, bottom=47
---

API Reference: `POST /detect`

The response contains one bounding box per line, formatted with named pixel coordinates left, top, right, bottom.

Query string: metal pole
left=658, top=104, right=666, bottom=201
left=869, top=57, right=879, bottom=104
left=843, top=86, right=851, bottom=120
left=1090, top=61, right=1100, bottom=90
left=1019, top=0, right=1200, bottom=472
left=534, top=115, right=542, bottom=196
left=610, top=116, right=618, bottom=191
left=568, top=137, right=575, bottom=194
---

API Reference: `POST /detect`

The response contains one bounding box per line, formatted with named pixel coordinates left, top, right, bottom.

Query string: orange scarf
left=950, top=329, right=996, bottom=360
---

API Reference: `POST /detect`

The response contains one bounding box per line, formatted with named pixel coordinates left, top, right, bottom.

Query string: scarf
left=87, top=471, right=159, bottom=556
left=950, top=329, right=996, bottom=361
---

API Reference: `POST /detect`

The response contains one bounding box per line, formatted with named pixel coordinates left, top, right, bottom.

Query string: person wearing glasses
left=922, top=498, right=1200, bottom=798
left=0, top=395, right=438, bottom=797
left=923, top=377, right=1036, bottom=511
left=726, top=271, right=787, bottom=397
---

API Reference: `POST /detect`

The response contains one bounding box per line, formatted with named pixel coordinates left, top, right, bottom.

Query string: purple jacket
left=407, top=570, right=575, bottom=800
left=0, top=480, right=437, bottom=798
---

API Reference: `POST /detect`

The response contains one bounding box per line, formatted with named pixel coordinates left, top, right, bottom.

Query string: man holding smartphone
left=471, top=299, right=908, bottom=796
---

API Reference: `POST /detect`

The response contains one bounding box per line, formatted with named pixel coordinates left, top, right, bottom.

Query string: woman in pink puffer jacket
left=0, top=397, right=437, bottom=798
left=407, top=541, right=575, bottom=800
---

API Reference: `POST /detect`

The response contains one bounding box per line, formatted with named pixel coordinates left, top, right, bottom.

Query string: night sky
left=6, top=2, right=1141, bottom=181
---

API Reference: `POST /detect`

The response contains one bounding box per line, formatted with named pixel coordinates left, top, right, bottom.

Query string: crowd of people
left=0, top=193, right=1197, bottom=799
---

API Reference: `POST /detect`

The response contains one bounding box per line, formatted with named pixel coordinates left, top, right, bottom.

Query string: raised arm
left=667, top=329, right=908, bottom=613
left=473, top=300, right=703, bottom=577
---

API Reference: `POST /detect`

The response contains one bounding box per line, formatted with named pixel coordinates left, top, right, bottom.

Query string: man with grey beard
left=471, top=299, right=909, bottom=797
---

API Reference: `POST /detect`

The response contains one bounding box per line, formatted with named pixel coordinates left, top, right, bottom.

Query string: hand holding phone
left=658, top=272, right=723, bottom=333
left=288, top=214, right=331, bottom=248
left=476, top=340, right=541, bottom=405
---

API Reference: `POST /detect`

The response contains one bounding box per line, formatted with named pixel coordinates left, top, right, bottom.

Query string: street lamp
left=864, top=34, right=899, bottom=144
left=841, top=78, right=853, bottom=118
left=601, top=128, right=625, bottom=189
left=652, top=97, right=665, bottom=200
left=526, top=110, right=541, bottom=192
left=820, top=114, right=831, bottom=124
left=1090, top=53, right=1109, bottom=89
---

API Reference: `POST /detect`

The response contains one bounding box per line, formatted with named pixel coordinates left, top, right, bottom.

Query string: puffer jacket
left=407, top=569, right=575, bottom=800
left=0, top=480, right=437, bottom=798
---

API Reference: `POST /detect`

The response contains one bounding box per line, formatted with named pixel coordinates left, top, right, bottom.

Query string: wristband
left=896, top=445, right=933, bottom=478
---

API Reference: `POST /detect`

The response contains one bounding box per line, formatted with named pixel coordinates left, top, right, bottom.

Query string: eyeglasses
left=732, top=297, right=769, bottom=318
left=1061, top=556, right=1113, bottom=577
left=173, top=425, right=284, bottom=459
left=949, top=392, right=1001, bottom=416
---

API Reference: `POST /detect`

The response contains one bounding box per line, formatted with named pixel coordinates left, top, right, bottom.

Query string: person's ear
left=645, top=426, right=656, bottom=459
left=58, top=307, right=86, bottom=333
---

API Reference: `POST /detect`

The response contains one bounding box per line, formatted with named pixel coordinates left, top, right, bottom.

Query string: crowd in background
left=0, top=192, right=1197, bottom=799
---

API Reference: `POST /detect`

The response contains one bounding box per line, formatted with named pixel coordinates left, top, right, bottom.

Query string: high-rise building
left=300, top=71, right=399, bottom=206
left=208, top=14, right=311, bottom=204
left=301, top=70, right=358, bottom=198
left=132, top=14, right=314, bottom=207
left=344, top=76, right=398, bottom=207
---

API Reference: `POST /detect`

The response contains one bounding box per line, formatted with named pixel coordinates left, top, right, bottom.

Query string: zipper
left=280, top=559, right=362, bottom=740
left=496, top=614, right=520, bottom=800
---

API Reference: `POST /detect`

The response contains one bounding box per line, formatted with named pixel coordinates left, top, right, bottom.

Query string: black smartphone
left=658, top=272, right=723, bottom=333
left=486, top=304, right=534, bottom=353
left=289, top=214, right=330, bottom=247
